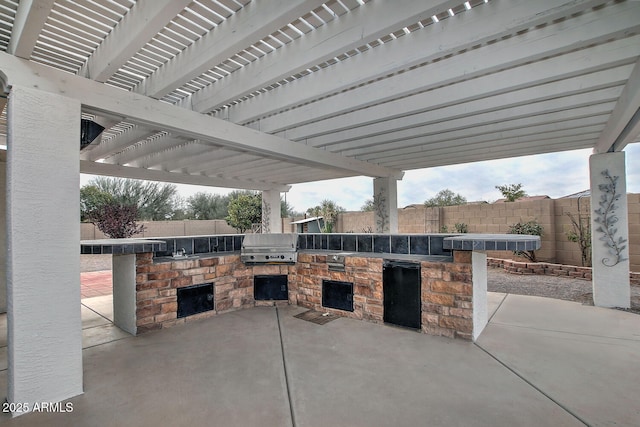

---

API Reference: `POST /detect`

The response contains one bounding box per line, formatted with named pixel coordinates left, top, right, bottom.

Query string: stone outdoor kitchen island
left=81, top=233, right=540, bottom=342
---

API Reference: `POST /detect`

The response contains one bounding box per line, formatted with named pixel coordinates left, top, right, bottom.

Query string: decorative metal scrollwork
left=261, top=199, right=271, bottom=233
left=593, top=169, right=627, bottom=267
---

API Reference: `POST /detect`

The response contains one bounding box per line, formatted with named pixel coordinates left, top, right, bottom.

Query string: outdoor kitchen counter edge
left=443, top=234, right=541, bottom=251
left=298, top=250, right=452, bottom=262
left=81, top=238, right=167, bottom=255
left=151, top=250, right=452, bottom=264
left=153, top=251, right=240, bottom=263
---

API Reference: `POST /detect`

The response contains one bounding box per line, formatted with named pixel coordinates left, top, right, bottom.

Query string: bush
left=454, top=223, right=468, bottom=233
left=440, top=223, right=468, bottom=233
left=508, top=220, right=543, bottom=262
left=89, top=203, right=145, bottom=239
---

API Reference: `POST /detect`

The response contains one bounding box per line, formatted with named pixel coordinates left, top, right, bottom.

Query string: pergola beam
left=342, top=104, right=615, bottom=158
left=83, top=125, right=157, bottom=161
left=80, top=160, right=290, bottom=192
left=303, top=66, right=631, bottom=149
left=198, top=153, right=272, bottom=176
left=362, top=119, right=608, bottom=163
left=181, top=151, right=253, bottom=175
left=108, top=133, right=186, bottom=165
left=256, top=166, right=354, bottom=184
left=134, top=141, right=214, bottom=169
left=280, top=35, right=640, bottom=142
left=186, top=0, right=462, bottom=114
left=0, top=52, right=402, bottom=179
left=227, top=0, right=618, bottom=127
left=138, top=0, right=326, bottom=99
left=78, top=0, right=191, bottom=82
left=7, top=0, right=54, bottom=59
left=594, top=57, right=640, bottom=153
left=383, top=136, right=598, bottom=170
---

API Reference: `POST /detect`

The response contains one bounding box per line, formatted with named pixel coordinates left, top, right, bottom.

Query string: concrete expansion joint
left=275, top=307, right=297, bottom=427
left=473, top=343, right=589, bottom=427
left=487, top=321, right=640, bottom=344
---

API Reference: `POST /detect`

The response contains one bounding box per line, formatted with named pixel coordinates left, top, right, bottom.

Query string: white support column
left=112, top=254, right=137, bottom=335
left=262, top=190, right=282, bottom=233
left=0, top=161, right=6, bottom=314
left=472, top=251, right=488, bottom=342
left=6, top=86, right=83, bottom=415
left=373, top=177, right=398, bottom=233
left=589, top=152, right=630, bottom=308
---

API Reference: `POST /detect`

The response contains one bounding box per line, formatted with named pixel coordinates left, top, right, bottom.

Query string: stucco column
left=589, top=152, right=630, bottom=308
left=261, top=190, right=282, bottom=233
left=0, top=161, right=6, bottom=314
left=112, top=254, right=137, bottom=335
left=6, top=86, right=83, bottom=415
left=472, top=251, right=488, bottom=341
left=373, top=177, right=398, bottom=233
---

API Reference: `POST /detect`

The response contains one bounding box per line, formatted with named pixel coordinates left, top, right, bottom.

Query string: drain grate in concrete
left=294, top=310, right=339, bottom=325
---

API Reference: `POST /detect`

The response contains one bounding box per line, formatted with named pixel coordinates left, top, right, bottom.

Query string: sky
left=80, top=143, right=640, bottom=214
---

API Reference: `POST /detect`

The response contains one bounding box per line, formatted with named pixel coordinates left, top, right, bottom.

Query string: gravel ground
left=80, top=255, right=639, bottom=314
left=488, top=267, right=640, bottom=314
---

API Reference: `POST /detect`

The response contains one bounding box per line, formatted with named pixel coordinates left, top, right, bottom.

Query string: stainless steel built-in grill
left=241, top=233, right=298, bottom=264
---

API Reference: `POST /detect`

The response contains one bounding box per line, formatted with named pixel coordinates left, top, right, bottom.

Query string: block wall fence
left=336, top=195, right=640, bottom=272
left=81, top=194, right=640, bottom=272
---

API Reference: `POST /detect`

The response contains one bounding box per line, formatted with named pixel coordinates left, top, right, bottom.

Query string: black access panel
left=383, top=261, right=421, bottom=329
left=254, top=275, right=288, bottom=300
left=322, top=280, right=354, bottom=312
left=177, top=283, right=214, bottom=318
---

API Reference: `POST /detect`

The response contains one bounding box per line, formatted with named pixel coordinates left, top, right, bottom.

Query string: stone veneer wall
left=421, top=252, right=473, bottom=340
left=135, top=252, right=474, bottom=339
left=289, top=253, right=384, bottom=322
left=135, top=253, right=256, bottom=333
left=290, top=253, right=473, bottom=339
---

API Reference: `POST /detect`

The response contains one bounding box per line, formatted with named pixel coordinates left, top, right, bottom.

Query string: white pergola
left=0, top=0, right=639, bottom=415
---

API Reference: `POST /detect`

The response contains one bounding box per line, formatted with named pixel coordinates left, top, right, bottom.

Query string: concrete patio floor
left=0, top=293, right=638, bottom=426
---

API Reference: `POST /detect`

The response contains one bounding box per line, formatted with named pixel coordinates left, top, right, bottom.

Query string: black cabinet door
left=177, top=283, right=214, bottom=318
left=322, top=280, right=354, bottom=312
left=254, top=275, right=288, bottom=300
left=383, top=261, right=421, bottom=329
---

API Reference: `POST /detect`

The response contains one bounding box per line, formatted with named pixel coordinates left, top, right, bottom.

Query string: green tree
left=88, top=177, right=178, bottom=220
left=424, top=189, right=467, bottom=207
left=565, top=196, right=591, bottom=267
left=80, top=185, right=113, bottom=221
left=495, top=183, right=527, bottom=202
left=169, top=195, right=189, bottom=220
left=225, top=191, right=262, bottom=233
left=187, top=192, right=229, bottom=220
left=306, top=199, right=345, bottom=233
left=281, top=198, right=296, bottom=218
left=361, top=198, right=375, bottom=212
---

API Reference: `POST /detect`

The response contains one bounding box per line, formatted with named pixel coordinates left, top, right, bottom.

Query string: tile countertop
left=443, top=234, right=541, bottom=251
left=81, top=239, right=167, bottom=255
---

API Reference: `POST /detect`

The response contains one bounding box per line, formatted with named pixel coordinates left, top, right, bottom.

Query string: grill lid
left=241, top=233, right=298, bottom=264
left=242, top=233, right=298, bottom=250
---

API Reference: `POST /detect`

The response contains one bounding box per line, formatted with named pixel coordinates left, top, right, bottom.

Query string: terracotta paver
left=81, top=270, right=112, bottom=299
